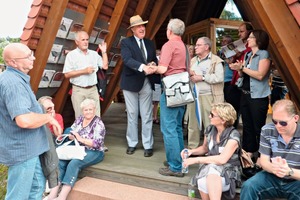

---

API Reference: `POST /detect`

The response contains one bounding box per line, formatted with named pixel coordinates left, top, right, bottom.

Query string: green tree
left=0, top=37, right=20, bottom=65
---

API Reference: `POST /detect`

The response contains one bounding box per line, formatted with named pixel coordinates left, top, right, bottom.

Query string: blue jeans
left=160, top=92, right=185, bottom=172
left=241, top=171, right=300, bottom=200
left=59, top=149, right=104, bottom=187
left=6, top=156, right=45, bottom=200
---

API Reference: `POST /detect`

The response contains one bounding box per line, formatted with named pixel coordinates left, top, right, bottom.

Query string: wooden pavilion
left=16, top=0, right=300, bottom=198
left=20, top=0, right=300, bottom=123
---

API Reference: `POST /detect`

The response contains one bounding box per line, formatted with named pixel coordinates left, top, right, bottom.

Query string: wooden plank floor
left=79, top=102, right=199, bottom=197
left=79, top=102, right=274, bottom=199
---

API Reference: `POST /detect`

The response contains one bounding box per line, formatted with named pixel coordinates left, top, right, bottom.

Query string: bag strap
left=55, top=134, right=69, bottom=145
left=184, top=45, right=190, bottom=72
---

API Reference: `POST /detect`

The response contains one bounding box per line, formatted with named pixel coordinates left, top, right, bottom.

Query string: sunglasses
left=272, top=116, right=294, bottom=127
left=210, top=112, right=220, bottom=118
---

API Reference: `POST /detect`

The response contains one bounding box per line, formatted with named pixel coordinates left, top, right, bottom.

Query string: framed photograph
left=67, top=23, right=84, bottom=40
left=47, top=44, right=63, bottom=63
left=49, top=72, right=64, bottom=88
left=56, top=17, right=73, bottom=38
left=89, top=27, right=100, bottom=44
left=96, top=29, right=109, bottom=44
left=57, top=48, right=71, bottom=64
left=38, top=70, right=56, bottom=88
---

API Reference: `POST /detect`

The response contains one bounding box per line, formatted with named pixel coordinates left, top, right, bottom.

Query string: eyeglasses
left=210, top=112, right=220, bottom=118
left=195, top=43, right=207, bottom=47
left=12, top=51, right=34, bottom=60
left=272, top=115, right=294, bottom=127
left=46, top=106, right=54, bottom=112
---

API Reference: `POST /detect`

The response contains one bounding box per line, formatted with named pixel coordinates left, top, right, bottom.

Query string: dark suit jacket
left=120, top=36, right=160, bottom=92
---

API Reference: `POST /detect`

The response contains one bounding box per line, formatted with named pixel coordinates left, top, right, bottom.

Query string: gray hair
left=74, top=31, right=88, bottom=41
left=167, top=18, right=185, bottom=36
left=199, top=37, right=212, bottom=50
left=38, top=96, right=52, bottom=104
left=80, top=98, right=96, bottom=110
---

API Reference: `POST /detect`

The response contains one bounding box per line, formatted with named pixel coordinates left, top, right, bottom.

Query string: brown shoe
left=159, top=167, right=184, bottom=177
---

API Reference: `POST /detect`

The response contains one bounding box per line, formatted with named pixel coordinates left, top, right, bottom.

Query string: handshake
left=144, top=61, right=158, bottom=75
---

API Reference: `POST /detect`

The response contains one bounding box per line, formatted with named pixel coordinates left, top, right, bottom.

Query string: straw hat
left=127, top=15, right=148, bottom=29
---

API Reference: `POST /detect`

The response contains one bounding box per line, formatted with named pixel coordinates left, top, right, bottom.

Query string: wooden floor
left=78, top=103, right=275, bottom=199
left=79, top=102, right=199, bottom=197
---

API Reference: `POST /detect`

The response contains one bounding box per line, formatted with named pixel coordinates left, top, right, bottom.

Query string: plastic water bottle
left=188, top=184, right=196, bottom=199
left=182, top=148, right=189, bottom=173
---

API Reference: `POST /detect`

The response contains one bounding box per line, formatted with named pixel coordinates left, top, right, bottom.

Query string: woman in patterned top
left=181, top=102, right=241, bottom=200
left=48, top=98, right=106, bottom=200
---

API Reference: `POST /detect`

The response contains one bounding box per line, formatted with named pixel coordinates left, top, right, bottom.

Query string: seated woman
left=182, top=102, right=241, bottom=200
left=48, top=98, right=107, bottom=200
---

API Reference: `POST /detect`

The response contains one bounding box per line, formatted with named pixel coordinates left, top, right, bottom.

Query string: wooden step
left=67, top=177, right=189, bottom=200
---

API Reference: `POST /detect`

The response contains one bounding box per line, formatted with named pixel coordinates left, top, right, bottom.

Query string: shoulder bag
left=56, top=137, right=87, bottom=160
left=162, top=45, right=194, bottom=107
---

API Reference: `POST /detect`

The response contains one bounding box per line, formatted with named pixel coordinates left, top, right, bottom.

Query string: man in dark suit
left=120, top=15, right=159, bottom=157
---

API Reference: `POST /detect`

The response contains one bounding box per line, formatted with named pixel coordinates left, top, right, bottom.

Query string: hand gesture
left=49, top=117, right=62, bottom=136
left=271, top=156, right=290, bottom=178
left=85, top=66, right=96, bottom=74
left=98, top=42, right=107, bottom=53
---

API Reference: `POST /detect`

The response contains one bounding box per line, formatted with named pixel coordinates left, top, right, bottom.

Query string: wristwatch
left=287, top=167, right=294, bottom=177
left=202, top=75, right=205, bottom=81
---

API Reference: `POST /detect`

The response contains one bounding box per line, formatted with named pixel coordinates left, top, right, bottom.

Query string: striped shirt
left=0, top=67, right=49, bottom=166
left=259, top=123, right=300, bottom=169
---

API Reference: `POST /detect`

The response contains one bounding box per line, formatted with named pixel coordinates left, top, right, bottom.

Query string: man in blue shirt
left=0, top=43, right=62, bottom=200
left=241, top=99, right=300, bottom=199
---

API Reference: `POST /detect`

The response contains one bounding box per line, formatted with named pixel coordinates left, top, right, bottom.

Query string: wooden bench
left=67, top=177, right=189, bottom=200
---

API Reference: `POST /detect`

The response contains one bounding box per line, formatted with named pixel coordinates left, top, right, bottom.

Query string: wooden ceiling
left=21, top=0, right=300, bottom=115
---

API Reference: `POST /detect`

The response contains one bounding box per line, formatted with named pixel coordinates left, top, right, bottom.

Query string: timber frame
left=20, top=0, right=300, bottom=119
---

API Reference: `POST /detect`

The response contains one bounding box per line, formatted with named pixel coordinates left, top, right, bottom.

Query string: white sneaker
left=103, top=145, right=108, bottom=152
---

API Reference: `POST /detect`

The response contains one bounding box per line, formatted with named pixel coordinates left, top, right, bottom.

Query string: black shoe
left=144, top=149, right=153, bottom=157
left=159, top=167, right=184, bottom=177
left=126, top=147, right=136, bottom=155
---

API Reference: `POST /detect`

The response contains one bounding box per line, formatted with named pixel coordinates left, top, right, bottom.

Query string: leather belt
left=73, top=84, right=96, bottom=89
left=241, top=89, right=251, bottom=94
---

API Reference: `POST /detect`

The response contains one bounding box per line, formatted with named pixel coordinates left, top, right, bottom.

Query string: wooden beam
left=100, top=0, right=130, bottom=114
left=101, top=0, right=151, bottom=114
left=105, top=0, right=130, bottom=50
left=53, top=0, right=105, bottom=113
left=135, top=0, right=151, bottom=17
left=184, top=0, right=198, bottom=25
left=28, top=0, right=68, bottom=93
left=145, top=0, right=165, bottom=38
left=148, top=0, right=177, bottom=40
left=83, top=0, right=104, bottom=34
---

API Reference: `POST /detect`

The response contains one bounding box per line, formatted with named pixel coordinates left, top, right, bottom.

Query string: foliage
left=220, top=0, right=243, bottom=21
left=0, top=37, right=20, bottom=65
left=0, top=164, right=8, bottom=199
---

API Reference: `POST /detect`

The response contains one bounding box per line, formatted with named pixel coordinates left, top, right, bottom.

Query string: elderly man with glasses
left=0, top=43, right=62, bottom=200
left=241, top=99, right=300, bottom=199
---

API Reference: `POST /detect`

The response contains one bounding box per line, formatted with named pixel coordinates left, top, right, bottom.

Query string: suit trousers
left=71, top=85, right=101, bottom=118
left=123, top=78, right=154, bottom=149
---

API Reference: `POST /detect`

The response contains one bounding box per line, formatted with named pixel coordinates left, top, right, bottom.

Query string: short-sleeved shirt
left=63, top=48, right=103, bottom=87
left=159, top=38, right=186, bottom=76
left=0, top=67, right=49, bottom=166
left=71, top=115, right=106, bottom=151
left=259, top=123, right=300, bottom=169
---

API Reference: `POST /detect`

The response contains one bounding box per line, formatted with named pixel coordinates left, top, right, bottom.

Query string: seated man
left=241, top=99, right=300, bottom=199
left=38, top=96, right=64, bottom=136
